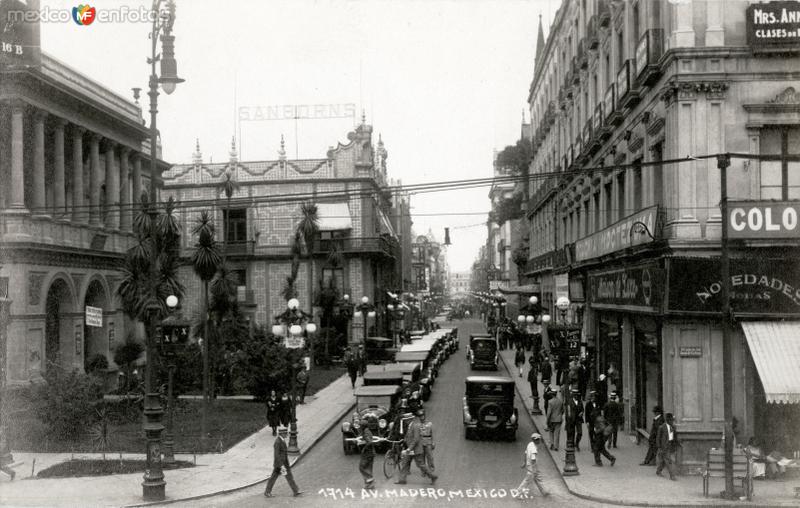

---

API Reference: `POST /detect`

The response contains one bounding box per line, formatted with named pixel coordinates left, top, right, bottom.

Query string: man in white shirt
left=516, top=433, right=549, bottom=497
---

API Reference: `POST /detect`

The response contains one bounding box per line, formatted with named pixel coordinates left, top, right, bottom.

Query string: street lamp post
left=272, top=298, right=317, bottom=455
left=353, top=296, right=376, bottom=344
left=159, top=294, right=188, bottom=464
left=141, top=1, right=183, bottom=501
left=518, top=295, right=550, bottom=415
left=555, top=296, right=579, bottom=476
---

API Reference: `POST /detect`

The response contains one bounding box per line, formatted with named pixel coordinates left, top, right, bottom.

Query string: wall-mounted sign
left=589, top=261, right=664, bottom=311
left=616, top=59, right=631, bottom=106
left=548, top=324, right=582, bottom=353
left=576, top=206, right=658, bottom=261
left=284, top=336, right=305, bottom=349
left=728, top=200, right=800, bottom=239
left=746, top=1, right=800, bottom=51
left=679, top=346, right=702, bottom=357
left=668, top=257, right=800, bottom=316
left=85, top=306, right=103, bottom=327
left=604, top=84, right=616, bottom=122
left=0, top=0, right=42, bottom=69
left=108, top=322, right=115, bottom=348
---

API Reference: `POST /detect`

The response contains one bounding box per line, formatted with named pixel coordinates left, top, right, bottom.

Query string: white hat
left=599, top=374, right=606, bottom=381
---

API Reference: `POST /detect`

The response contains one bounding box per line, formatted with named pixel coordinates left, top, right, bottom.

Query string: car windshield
left=356, top=395, right=392, bottom=411
left=472, top=340, right=496, bottom=351
left=467, top=383, right=512, bottom=397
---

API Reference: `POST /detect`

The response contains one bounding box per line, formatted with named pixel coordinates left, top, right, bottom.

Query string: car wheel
left=477, top=402, right=504, bottom=430
left=507, top=429, right=517, bottom=442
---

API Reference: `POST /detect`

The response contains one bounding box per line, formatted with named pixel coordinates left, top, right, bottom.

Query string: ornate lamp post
left=353, top=296, right=376, bottom=344
left=272, top=298, right=317, bottom=454
left=159, top=295, right=189, bottom=464
left=555, top=296, right=579, bottom=476
left=517, top=295, right=551, bottom=415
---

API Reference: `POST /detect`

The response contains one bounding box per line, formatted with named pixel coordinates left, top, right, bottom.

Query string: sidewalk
left=498, top=350, right=800, bottom=507
left=0, top=374, right=356, bottom=507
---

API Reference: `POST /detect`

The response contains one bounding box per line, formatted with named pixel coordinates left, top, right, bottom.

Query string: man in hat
left=264, top=427, right=302, bottom=498
left=604, top=392, right=623, bottom=449
left=356, top=415, right=379, bottom=489
left=396, top=408, right=437, bottom=485
left=655, top=413, right=679, bottom=481
left=516, top=433, right=549, bottom=498
left=640, top=405, right=664, bottom=466
left=584, top=391, right=601, bottom=445
left=567, top=387, right=584, bottom=451
left=419, top=409, right=435, bottom=473
left=545, top=388, right=564, bottom=451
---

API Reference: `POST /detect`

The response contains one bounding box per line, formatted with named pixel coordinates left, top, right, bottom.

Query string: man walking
left=584, top=391, right=601, bottom=445
left=604, top=391, right=623, bottom=449
left=420, top=410, right=435, bottom=473
left=516, top=433, right=549, bottom=498
left=640, top=405, right=663, bottom=466
left=656, top=413, right=679, bottom=481
left=568, top=387, right=584, bottom=451
left=396, top=409, right=437, bottom=485
left=345, top=349, right=359, bottom=389
left=295, top=366, right=309, bottom=404
left=591, top=415, right=616, bottom=467
left=264, top=427, right=303, bottom=498
left=546, top=389, right=564, bottom=451
left=357, top=415, right=379, bottom=489
left=527, top=355, right=540, bottom=413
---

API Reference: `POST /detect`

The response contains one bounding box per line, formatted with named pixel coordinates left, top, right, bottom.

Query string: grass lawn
left=37, top=459, right=194, bottom=478
left=9, top=367, right=346, bottom=455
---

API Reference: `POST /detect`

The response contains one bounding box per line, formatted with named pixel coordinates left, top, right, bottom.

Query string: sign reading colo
left=728, top=201, right=800, bottom=239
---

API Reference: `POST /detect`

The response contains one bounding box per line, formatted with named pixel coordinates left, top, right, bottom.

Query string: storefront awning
left=378, top=208, right=396, bottom=237
left=316, top=202, right=352, bottom=231
left=498, top=284, right=541, bottom=295
left=741, top=321, right=800, bottom=404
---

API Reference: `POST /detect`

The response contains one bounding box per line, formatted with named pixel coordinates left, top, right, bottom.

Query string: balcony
left=598, top=0, right=611, bottom=28
left=635, top=29, right=665, bottom=87
left=604, top=83, right=623, bottom=127
left=225, top=240, right=256, bottom=256
left=577, top=40, right=588, bottom=70
left=616, top=59, right=642, bottom=111
left=571, top=57, right=581, bottom=85
left=586, top=16, right=599, bottom=50
left=314, top=236, right=397, bottom=258
left=0, top=212, right=134, bottom=255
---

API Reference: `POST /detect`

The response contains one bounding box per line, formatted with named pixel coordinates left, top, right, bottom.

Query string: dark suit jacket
left=273, top=436, right=290, bottom=469
left=585, top=401, right=600, bottom=427
left=656, top=422, right=679, bottom=452
left=648, top=415, right=663, bottom=445
left=540, top=360, right=552, bottom=381
left=603, top=400, right=623, bottom=426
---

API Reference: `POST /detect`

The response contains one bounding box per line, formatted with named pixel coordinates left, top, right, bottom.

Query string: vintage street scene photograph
left=0, top=0, right=799, bottom=506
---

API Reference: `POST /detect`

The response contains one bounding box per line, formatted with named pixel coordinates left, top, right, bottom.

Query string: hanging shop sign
left=728, top=200, right=800, bottom=239
left=668, top=257, right=800, bottom=316
left=548, top=324, right=582, bottom=354
left=588, top=261, right=664, bottom=311
left=575, top=206, right=658, bottom=261
left=746, top=1, right=800, bottom=51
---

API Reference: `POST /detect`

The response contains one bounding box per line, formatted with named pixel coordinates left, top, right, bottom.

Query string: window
left=617, top=170, right=626, bottom=220
left=594, top=191, right=601, bottom=232
left=652, top=142, right=663, bottom=206
left=322, top=268, right=344, bottom=290
left=583, top=200, right=590, bottom=237
left=633, top=2, right=641, bottom=42
left=633, top=159, right=643, bottom=211
left=223, top=208, right=248, bottom=243
left=760, top=127, right=800, bottom=199
left=605, top=182, right=613, bottom=227
left=617, top=30, right=624, bottom=68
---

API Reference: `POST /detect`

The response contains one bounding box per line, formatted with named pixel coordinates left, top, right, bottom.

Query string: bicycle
left=383, top=440, right=405, bottom=479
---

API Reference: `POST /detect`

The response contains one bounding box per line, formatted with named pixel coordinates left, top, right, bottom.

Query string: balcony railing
left=314, top=236, right=397, bottom=258
left=635, top=29, right=665, bottom=87
left=617, top=59, right=642, bottom=110
left=225, top=240, right=256, bottom=256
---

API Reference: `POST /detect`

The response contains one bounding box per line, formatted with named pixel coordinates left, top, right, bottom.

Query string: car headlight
left=379, top=419, right=387, bottom=429
left=509, top=413, right=517, bottom=424
left=388, top=421, right=394, bottom=431
left=342, top=422, right=351, bottom=432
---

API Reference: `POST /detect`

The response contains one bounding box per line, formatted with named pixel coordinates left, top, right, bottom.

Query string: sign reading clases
left=746, top=1, right=800, bottom=50
left=728, top=200, right=800, bottom=239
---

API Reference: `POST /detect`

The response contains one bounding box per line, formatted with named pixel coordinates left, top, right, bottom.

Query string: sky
left=38, top=0, right=561, bottom=272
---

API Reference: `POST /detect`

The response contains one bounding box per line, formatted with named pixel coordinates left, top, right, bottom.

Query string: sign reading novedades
left=746, top=1, right=800, bottom=49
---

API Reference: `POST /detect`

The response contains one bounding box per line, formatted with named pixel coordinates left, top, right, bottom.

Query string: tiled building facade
left=523, top=0, right=800, bottom=465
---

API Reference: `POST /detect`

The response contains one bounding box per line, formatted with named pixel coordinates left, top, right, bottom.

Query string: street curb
left=497, top=353, right=790, bottom=508
left=123, top=396, right=356, bottom=507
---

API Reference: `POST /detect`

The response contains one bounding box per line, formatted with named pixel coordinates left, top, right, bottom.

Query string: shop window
left=223, top=208, right=247, bottom=243
left=760, top=127, right=800, bottom=199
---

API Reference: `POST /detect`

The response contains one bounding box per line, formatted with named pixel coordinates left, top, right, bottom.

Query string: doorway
left=44, top=278, right=75, bottom=373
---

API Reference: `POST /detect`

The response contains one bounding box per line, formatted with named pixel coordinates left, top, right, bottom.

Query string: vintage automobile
left=341, top=385, right=402, bottom=454
left=462, top=376, right=519, bottom=441
left=468, top=333, right=498, bottom=370
left=395, top=350, right=436, bottom=383
left=365, top=336, right=397, bottom=364
left=362, top=370, right=405, bottom=387
left=383, top=361, right=430, bottom=401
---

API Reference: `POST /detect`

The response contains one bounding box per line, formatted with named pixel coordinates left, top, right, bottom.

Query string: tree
left=220, top=166, right=240, bottom=265
left=113, top=335, right=144, bottom=392
left=495, top=138, right=532, bottom=176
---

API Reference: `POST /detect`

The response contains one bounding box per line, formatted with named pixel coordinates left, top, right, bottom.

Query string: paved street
left=175, top=319, right=611, bottom=507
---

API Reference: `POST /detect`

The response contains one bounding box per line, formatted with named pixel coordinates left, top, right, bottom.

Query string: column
left=132, top=154, right=142, bottom=207
left=89, top=134, right=102, bottom=227
left=705, top=1, right=724, bottom=47
left=10, top=102, right=26, bottom=209
left=32, top=111, right=47, bottom=215
left=105, top=140, right=119, bottom=230
left=53, top=118, right=67, bottom=217
left=672, top=1, right=695, bottom=48
left=72, top=126, right=86, bottom=222
left=120, top=147, right=131, bottom=231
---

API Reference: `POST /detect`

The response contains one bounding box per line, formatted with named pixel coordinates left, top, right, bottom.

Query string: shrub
left=85, top=353, right=109, bottom=375
left=34, top=369, right=104, bottom=441
left=113, top=337, right=144, bottom=392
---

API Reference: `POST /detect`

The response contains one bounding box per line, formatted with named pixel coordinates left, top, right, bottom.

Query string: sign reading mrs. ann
left=238, top=104, right=356, bottom=122
left=746, top=1, right=800, bottom=50
left=728, top=200, right=800, bottom=239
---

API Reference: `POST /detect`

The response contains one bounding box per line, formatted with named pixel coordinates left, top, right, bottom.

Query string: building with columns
left=161, top=120, right=402, bottom=344
left=522, top=0, right=800, bottom=466
left=0, top=51, right=170, bottom=385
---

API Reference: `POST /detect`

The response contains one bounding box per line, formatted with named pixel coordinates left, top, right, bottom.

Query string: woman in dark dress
left=266, top=390, right=281, bottom=436
left=279, top=392, right=292, bottom=427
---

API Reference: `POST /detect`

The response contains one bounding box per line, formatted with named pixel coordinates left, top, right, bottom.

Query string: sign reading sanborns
left=728, top=201, right=800, bottom=239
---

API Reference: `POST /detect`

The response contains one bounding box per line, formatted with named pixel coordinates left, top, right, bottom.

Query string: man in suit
left=640, top=405, right=664, bottom=466
left=584, top=391, right=601, bottom=446
left=603, top=391, right=624, bottom=449
left=264, top=427, right=303, bottom=498
left=396, top=409, right=437, bottom=484
left=546, top=389, right=564, bottom=451
left=567, top=387, right=584, bottom=451
left=655, top=413, right=679, bottom=481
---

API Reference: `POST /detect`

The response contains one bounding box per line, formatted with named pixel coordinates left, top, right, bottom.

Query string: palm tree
left=189, top=210, right=221, bottom=440
left=220, top=165, right=239, bottom=264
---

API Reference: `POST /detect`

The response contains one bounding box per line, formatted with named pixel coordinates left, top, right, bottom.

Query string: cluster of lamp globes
left=351, top=295, right=377, bottom=319
left=271, top=298, right=317, bottom=337
left=516, top=295, right=559, bottom=325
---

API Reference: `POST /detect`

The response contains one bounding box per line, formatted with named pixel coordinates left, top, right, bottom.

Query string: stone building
left=161, top=120, right=402, bottom=343
left=0, top=47, right=169, bottom=385
left=523, top=0, right=800, bottom=465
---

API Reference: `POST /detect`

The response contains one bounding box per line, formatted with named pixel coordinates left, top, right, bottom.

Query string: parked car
left=383, top=361, right=431, bottom=401
left=341, top=385, right=402, bottom=454
left=468, top=333, right=498, bottom=370
left=362, top=371, right=405, bottom=387
left=462, top=376, right=519, bottom=441
left=365, top=336, right=397, bottom=363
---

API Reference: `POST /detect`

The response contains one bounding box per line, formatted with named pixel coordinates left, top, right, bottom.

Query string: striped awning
left=316, top=202, right=352, bottom=231
left=741, top=321, right=800, bottom=404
